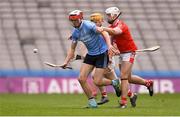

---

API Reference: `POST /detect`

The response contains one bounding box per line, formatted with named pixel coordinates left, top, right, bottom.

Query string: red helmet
left=69, top=10, right=83, bottom=20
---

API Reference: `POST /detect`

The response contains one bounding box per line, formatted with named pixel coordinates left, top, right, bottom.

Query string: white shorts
left=118, top=52, right=136, bottom=64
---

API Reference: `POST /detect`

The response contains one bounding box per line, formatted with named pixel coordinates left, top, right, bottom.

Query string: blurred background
left=0, top=0, right=180, bottom=94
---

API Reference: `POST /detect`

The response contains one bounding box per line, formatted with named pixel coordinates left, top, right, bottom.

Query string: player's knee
left=78, top=76, right=87, bottom=84
left=93, top=79, right=102, bottom=86
left=121, top=73, right=128, bottom=80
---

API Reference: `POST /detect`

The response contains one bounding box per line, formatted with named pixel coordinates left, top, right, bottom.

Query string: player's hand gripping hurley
left=43, top=54, right=83, bottom=69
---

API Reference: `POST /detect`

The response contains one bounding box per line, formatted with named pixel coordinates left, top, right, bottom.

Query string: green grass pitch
left=0, top=93, right=180, bottom=116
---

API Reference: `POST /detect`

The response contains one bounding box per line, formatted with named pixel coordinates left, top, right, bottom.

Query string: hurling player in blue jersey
left=61, top=10, right=120, bottom=108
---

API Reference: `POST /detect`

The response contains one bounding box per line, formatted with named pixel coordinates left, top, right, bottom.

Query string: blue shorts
left=83, top=51, right=109, bottom=68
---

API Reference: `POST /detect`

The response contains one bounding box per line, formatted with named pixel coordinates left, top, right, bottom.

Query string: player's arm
left=96, top=26, right=113, bottom=48
left=92, top=23, right=118, bottom=53
left=101, top=31, right=112, bottom=49
left=100, top=31, right=120, bottom=55
left=61, top=41, right=77, bottom=67
left=101, top=27, right=122, bottom=35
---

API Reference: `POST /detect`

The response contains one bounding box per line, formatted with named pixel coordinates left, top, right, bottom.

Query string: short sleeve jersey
left=71, top=20, right=108, bottom=55
left=109, top=20, right=137, bottom=53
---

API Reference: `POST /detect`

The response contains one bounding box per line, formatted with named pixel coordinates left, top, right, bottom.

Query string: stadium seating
left=0, top=0, right=180, bottom=73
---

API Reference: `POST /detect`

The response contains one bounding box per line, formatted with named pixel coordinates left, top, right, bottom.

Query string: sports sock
left=145, top=80, right=152, bottom=87
left=92, top=90, right=97, bottom=98
left=127, top=90, right=134, bottom=98
left=120, top=97, right=127, bottom=105
left=101, top=91, right=107, bottom=97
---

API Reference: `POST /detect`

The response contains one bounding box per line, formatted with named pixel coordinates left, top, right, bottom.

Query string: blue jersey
left=71, top=20, right=108, bottom=55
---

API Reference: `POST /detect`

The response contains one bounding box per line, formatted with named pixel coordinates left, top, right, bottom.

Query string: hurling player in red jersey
left=100, top=7, right=154, bottom=108
left=90, top=13, right=137, bottom=107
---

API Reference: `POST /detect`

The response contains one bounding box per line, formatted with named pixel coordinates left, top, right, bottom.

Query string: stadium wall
left=0, top=70, right=180, bottom=94
left=0, top=77, right=180, bottom=94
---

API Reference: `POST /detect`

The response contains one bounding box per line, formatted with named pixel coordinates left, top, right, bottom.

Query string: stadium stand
left=0, top=0, right=180, bottom=76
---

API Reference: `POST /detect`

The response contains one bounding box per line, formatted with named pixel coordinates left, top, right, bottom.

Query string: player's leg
left=119, top=64, right=137, bottom=107
left=91, top=75, right=109, bottom=105
left=127, top=89, right=138, bottom=107
left=103, top=67, right=117, bottom=80
left=120, top=52, right=154, bottom=96
left=93, top=51, right=120, bottom=97
left=96, top=85, right=109, bottom=105
left=103, top=67, right=121, bottom=97
left=119, top=61, right=132, bottom=108
left=91, top=69, right=98, bottom=98
left=79, top=54, right=98, bottom=108
left=92, top=51, right=115, bottom=86
left=79, top=63, right=97, bottom=108
left=92, top=75, right=109, bottom=105
left=91, top=68, right=114, bottom=105
left=94, top=67, right=118, bottom=105
left=128, top=75, right=145, bottom=85
left=91, top=68, right=108, bottom=99
left=93, top=68, right=112, bottom=86
left=78, top=63, right=94, bottom=98
left=129, top=75, right=154, bottom=96
left=97, top=56, right=119, bottom=98
left=98, top=86, right=108, bottom=97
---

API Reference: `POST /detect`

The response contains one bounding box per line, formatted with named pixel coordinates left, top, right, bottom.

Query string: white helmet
left=69, top=10, right=83, bottom=20
left=105, top=7, right=120, bottom=16
left=105, top=7, right=121, bottom=24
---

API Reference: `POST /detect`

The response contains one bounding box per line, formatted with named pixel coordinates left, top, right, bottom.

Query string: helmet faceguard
left=105, top=7, right=121, bottom=24
left=69, top=10, right=83, bottom=20
left=69, top=10, right=83, bottom=28
left=69, top=15, right=82, bottom=20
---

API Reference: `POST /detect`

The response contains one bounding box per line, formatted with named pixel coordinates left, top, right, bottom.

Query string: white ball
left=33, top=48, right=38, bottom=53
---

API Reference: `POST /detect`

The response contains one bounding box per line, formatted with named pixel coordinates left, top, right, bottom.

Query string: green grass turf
left=0, top=93, right=180, bottom=116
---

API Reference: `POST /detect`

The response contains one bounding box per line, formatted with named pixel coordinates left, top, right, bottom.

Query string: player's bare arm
left=101, top=31, right=112, bottom=49
left=96, top=27, right=119, bottom=55
left=61, top=41, right=77, bottom=68
left=102, top=27, right=122, bottom=35
left=101, top=31, right=120, bottom=56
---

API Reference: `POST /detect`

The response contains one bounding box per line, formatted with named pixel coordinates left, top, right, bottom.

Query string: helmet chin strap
left=108, top=20, right=114, bottom=24
left=108, top=12, right=122, bottom=24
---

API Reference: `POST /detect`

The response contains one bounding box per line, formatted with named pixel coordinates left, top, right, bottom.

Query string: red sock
left=145, top=80, right=152, bottom=87
left=92, top=90, right=97, bottom=97
left=121, top=97, right=127, bottom=105
left=101, top=91, right=107, bottom=97
left=127, top=90, right=132, bottom=97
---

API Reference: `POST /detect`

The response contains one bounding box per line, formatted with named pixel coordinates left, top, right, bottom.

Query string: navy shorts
left=83, top=51, right=109, bottom=68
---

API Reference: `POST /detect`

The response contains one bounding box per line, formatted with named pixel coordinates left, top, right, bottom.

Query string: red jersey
left=109, top=20, right=137, bottom=53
